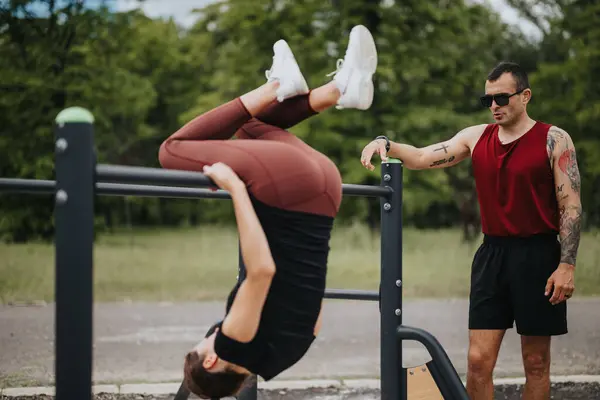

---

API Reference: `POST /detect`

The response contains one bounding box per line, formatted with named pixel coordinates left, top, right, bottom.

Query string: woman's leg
left=237, top=22, right=379, bottom=142
left=160, top=81, right=279, bottom=144
left=246, top=81, right=341, bottom=132
left=157, top=80, right=340, bottom=216
left=229, top=82, right=345, bottom=217
left=159, top=25, right=378, bottom=217
left=235, top=81, right=341, bottom=149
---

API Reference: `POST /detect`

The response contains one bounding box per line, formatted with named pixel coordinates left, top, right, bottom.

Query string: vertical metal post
left=236, top=245, right=258, bottom=400
left=379, top=159, right=406, bottom=400
left=54, top=107, right=96, bottom=400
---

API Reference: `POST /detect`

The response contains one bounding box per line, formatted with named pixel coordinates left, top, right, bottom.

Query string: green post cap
left=55, top=107, right=94, bottom=124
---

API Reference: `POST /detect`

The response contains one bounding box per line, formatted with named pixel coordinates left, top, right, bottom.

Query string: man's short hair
left=487, top=61, right=530, bottom=92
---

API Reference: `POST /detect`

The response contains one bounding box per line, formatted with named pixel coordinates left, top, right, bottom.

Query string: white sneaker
left=328, top=25, right=378, bottom=110
left=265, top=40, right=309, bottom=102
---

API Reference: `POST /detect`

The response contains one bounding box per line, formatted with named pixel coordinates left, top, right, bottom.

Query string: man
left=360, top=61, right=582, bottom=400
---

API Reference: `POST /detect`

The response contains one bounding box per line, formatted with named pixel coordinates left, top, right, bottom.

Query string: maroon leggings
left=158, top=95, right=342, bottom=218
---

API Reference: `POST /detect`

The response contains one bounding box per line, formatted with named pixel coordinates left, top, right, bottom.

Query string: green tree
left=0, top=1, right=187, bottom=240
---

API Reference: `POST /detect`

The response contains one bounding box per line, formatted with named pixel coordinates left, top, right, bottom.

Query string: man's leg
left=466, top=329, right=505, bottom=400
left=510, top=235, right=567, bottom=400
left=468, top=236, right=514, bottom=400
left=521, top=336, right=552, bottom=400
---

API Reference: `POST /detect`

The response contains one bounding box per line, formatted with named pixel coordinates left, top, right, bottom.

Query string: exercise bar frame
left=0, top=107, right=469, bottom=400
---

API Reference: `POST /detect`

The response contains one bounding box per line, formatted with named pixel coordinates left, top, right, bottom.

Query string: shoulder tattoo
left=548, top=126, right=581, bottom=194
left=546, top=126, right=567, bottom=163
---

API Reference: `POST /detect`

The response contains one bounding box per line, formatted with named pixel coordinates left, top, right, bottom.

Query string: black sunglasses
left=480, top=88, right=525, bottom=107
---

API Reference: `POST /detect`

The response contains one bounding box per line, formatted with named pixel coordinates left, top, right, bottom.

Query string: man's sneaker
left=265, top=40, right=309, bottom=102
left=328, top=25, right=378, bottom=110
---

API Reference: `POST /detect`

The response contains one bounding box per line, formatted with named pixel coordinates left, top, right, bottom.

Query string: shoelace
left=325, top=55, right=377, bottom=77
left=265, top=54, right=283, bottom=81
left=325, top=58, right=345, bottom=77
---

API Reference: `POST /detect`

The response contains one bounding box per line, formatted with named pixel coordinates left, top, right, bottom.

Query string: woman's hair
left=183, top=351, right=250, bottom=399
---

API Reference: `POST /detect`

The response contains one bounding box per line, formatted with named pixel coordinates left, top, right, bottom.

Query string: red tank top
left=471, top=121, right=559, bottom=237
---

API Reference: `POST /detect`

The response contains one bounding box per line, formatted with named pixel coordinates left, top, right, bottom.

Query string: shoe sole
left=350, top=25, right=378, bottom=74
left=348, top=25, right=377, bottom=109
left=274, top=40, right=309, bottom=96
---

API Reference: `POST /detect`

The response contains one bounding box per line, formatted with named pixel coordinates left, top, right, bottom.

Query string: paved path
left=1, top=298, right=600, bottom=388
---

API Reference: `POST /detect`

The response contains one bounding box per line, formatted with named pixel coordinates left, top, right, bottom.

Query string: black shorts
left=468, top=233, right=568, bottom=336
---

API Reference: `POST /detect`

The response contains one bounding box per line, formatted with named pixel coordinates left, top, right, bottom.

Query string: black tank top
left=213, top=197, right=334, bottom=381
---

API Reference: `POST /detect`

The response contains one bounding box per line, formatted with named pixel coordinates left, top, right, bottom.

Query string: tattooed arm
left=547, top=126, right=583, bottom=264
left=545, top=126, right=582, bottom=304
left=360, top=124, right=487, bottom=171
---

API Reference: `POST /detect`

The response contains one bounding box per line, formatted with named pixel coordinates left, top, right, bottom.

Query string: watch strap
left=375, top=135, right=390, bottom=151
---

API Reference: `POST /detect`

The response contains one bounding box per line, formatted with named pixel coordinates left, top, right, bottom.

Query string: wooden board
left=407, top=364, right=444, bottom=400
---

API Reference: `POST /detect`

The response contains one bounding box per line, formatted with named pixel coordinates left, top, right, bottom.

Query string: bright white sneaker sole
left=339, top=25, right=377, bottom=110
left=273, top=40, right=309, bottom=100
left=357, top=79, right=374, bottom=111
left=337, top=77, right=373, bottom=111
left=350, top=25, right=378, bottom=76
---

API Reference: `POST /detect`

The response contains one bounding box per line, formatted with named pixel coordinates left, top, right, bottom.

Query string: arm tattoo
left=558, top=145, right=581, bottom=193
left=556, top=184, right=568, bottom=201
left=434, top=144, right=450, bottom=154
left=550, top=126, right=583, bottom=265
left=430, top=155, right=455, bottom=167
left=546, top=127, right=565, bottom=163
left=559, top=204, right=582, bottom=265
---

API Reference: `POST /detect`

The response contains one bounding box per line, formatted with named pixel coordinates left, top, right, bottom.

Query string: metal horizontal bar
left=324, top=289, right=379, bottom=301
left=0, top=178, right=55, bottom=194
left=2, top=177, right=390, bottom=200
left=99, top=183, right=230, bottom=199
left=96, top=164, right=390, bottom=197
left=0, top=178, right=230, bottom=200
left=96, top=164, right=214, bottom=188
left=342, top=183, right=391, bottom=197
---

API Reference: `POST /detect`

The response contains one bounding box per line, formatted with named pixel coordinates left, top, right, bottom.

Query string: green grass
left=1, top=225, right=599, bottom=304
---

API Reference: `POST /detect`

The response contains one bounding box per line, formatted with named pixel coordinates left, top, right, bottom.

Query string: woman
left=158, top=25, right=377, bottom=399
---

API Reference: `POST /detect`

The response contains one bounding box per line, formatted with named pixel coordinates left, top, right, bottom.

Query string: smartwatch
left=375, top=135, right=390, bottom=152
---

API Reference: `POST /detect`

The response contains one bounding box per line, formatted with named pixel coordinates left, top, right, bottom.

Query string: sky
left=114, top=0, right=542, bottom=40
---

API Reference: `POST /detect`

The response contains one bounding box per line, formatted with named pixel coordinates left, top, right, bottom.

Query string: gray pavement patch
left=260, top=380, right=341, bottom=390
left=2, top=382, right=600, bottom=400
left=2, top=376, right=600, bottom=397
left=119, top=384, right=180, bottom=395
left=2, top=387, right=54, bottom=397
left=2, top=299, right=600, bottom=395
left=94, top=386, right=120, bottom=394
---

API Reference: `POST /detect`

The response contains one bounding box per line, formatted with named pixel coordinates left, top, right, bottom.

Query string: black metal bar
left=1, top=178, right=387, bottom=199
left=341, top=183, right=391, bottom=197
left=0, top=178, right=231, bottom=199
left=426, top=359, right=455, bottom=400
left=324, top=289, right=379, bottom=301
left=96, top=164, right=215, bottom=188
left=98, top=183, right=231, bottom=199
left=0, top=178, right=55, bottom=193
left=96, top=164, right=390, bottom=197
left=54, top=107, right=95, bottom=400
left=379, top=160, right=405, bottom=400
left=397, top=325, right=469, bottom=400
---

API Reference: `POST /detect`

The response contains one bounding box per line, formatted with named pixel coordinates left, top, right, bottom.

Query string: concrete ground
left=3, top=382, right=600, bottom=400
left=1, top=298, right=600, bottom=398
